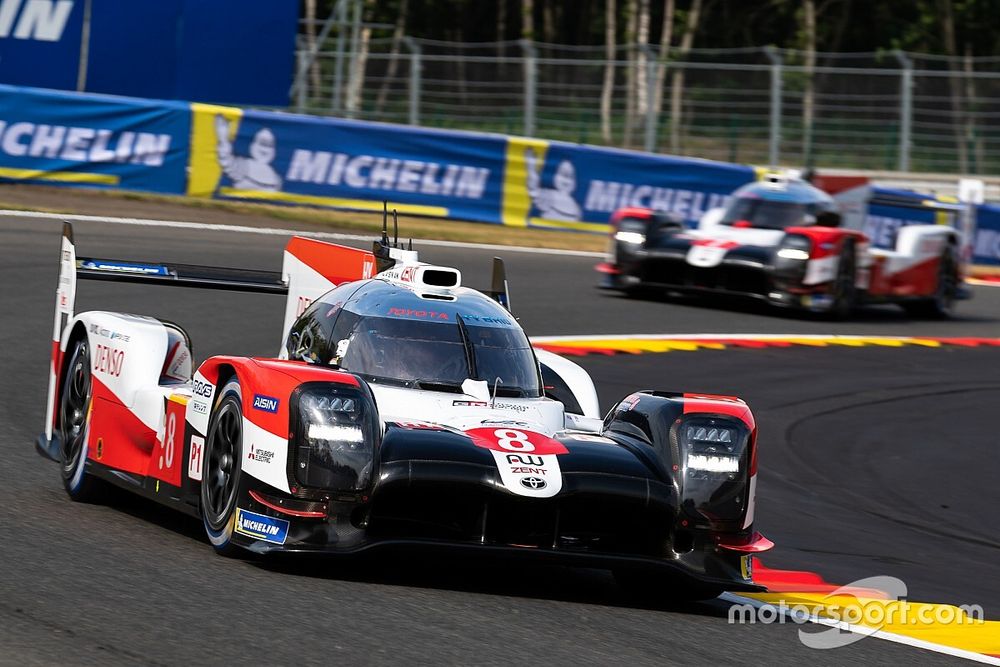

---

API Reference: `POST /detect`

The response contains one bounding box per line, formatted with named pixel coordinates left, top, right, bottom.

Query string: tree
left=938, top=0, right=968, bottom=172
left=600, top=0, right=617, bottom=143
left=622, top=0, right=638, bottom=146
left=669, top=0, right=703, bottom=154
left=801, top=0, right=816, bottom=166
left=344, top=0, right=376, bottom=118
left=522, top=0, right=534, bottom=39
left=305, top=0, right=321, bottom=98
left=374, top=0, right=410, bottom=115
left=652, top=0, right=676, bottom=118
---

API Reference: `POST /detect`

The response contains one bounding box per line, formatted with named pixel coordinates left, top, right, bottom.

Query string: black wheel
left=613, top=568, right=724, bottom=603
left=201, top=379, right=244, bottom=556
left=58, top=338, right=104, bottom=502
left=827, top=244, right=857, bottom=319
left=903, top=248, right=958, bottom=319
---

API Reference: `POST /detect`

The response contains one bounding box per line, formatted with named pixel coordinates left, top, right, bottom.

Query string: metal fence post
left=295, top=45, right=307, bottom=111
left=403, top=37, right=421, bottom=126
left=521, top=39, right=537, bottom=137
left=75, top=0, right=92, bottom=92
left=894, top=50, right=913, bottom=173
left=764, top=46, right=782, bottom=168
left=642, top=45, right=657, bottom=152
left=290, top=8, right=340, bottom=111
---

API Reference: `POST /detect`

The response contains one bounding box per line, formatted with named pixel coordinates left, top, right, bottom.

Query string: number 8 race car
left=598, top=174, right=971, bottom=318
left=37, top=218, right=772, bottom=599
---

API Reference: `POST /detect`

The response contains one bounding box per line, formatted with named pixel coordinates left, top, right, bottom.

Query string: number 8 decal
left=162, top=412, right=176, bottom=469
left=495, top=428, right=533, bottom=451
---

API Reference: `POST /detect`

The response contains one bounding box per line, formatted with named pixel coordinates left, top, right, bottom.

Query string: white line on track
left=0, top=209, right=606, bottom=258
left=720, top=593, right=1000, bottom=665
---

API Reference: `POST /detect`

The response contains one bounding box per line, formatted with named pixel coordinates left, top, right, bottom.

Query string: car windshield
left=720, top=198, right=813, bottom=229
left=338, top=314, right=541, bottom=397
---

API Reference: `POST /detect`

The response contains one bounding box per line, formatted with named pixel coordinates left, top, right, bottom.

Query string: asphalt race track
left=2, top=215, right=998, bottom=665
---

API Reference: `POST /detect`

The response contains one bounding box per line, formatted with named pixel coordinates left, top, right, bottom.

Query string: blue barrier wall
left=0, top=0, right=84, bottom=90
left=0, top=0, right=296, bottom=106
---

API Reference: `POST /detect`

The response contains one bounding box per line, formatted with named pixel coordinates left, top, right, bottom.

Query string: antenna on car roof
left=392, top=209, right=399, bottom=248
left=380, top=201, right=390, bottom=247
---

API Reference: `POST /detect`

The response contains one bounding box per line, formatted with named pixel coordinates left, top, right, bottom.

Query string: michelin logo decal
left=0, top=121, right=172, bottom=166
left=215, top=115, right=282, bottom=191
left=213, top=115, right=490, bottom=200
left=235, top=508, right=289, bottom=544
left=522, top=144, right=730, bottom=224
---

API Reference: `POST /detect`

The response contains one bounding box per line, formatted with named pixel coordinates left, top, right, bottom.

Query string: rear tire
left=903, top=247, right=958, bottom=319
left=613, top=568, right=724, bottom=603
left=200, top=379, right=245, bottom=557
left=59, top=338, right=105, bottom=502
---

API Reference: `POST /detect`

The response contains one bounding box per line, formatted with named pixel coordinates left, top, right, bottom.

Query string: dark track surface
left=3, top=216, right=997, bottom=665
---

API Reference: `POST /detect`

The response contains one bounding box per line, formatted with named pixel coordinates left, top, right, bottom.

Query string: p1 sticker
left=235, top=508, right=289, bottom=544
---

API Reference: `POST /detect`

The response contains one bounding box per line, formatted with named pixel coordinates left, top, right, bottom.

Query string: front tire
left=200, top=379, right=245, bottom=557
left=59, top=338, right=104, bottom=502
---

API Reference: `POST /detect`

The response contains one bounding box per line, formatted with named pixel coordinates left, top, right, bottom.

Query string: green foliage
left=315, top=0, right=1000, bottom=54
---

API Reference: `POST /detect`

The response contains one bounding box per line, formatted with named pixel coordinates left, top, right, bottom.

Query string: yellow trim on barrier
left=217, top=187, right=449, bottom=217
left=0, top=167, right=118, bottom=185
left=744, top=592, right=1000, bottom=657
left=187, top=102, right=244, bottom=197
left=501, top=136, right=549, bottom=227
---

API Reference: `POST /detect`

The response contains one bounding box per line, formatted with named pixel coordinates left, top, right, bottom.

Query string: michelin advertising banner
left=501, top=137, right=756, bottom=232
left=187, top=104, right=508, bottom=223
left=0, top=84, right=189, bottom=193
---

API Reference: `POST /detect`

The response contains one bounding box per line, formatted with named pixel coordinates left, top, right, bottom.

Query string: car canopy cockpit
left=287, top=279, right=542, bottom=397
left=721, top=178, right=839, bottom=229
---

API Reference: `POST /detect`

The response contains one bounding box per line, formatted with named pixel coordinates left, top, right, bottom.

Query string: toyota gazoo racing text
left=597, top=174, right=971, bottom=318
left=37, top=218, right=771, bottom=599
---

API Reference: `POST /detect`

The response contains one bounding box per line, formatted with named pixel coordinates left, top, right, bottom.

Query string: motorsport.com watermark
left=728, top=576, right=985, bottom=650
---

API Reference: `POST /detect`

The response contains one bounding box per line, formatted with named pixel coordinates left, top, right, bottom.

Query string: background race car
left=598, top=174, right=971, bottom=318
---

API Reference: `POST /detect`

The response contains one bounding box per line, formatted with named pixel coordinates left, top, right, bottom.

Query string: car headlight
left=673, top=415, right=752, bottom=528
left=773, top=234, right=812, bottom=282
left=615, top=218, right=647, bottom=247
left=291, top=383, right=379, bottom=493
left=776, top=234, right=811, bottom=260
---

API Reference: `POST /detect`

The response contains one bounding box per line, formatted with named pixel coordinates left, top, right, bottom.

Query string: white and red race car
left=36, top=219, right=771, bottom=599
left=598, top=174, right=970, bottom=318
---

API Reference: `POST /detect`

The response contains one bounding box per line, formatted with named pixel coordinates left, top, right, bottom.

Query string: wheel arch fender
left=893, top=224, right=960, bottom=258
left=603, top=391, right=759, bottom=531
left=63, top=311, right=169, bottom=411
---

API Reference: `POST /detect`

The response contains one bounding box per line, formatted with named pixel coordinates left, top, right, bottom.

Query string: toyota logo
left=520, top=476, right=546, bottom=490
